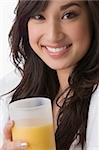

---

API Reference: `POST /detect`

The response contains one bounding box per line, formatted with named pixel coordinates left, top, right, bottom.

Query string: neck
left=56, top=67, right=73, bottom=91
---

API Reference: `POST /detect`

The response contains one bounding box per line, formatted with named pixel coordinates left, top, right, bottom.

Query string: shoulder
left=86, top=85, right=99, bottom=149
left=91, top=85, right=99, bottom=101
left=0, top=70, right=22, bottom=147
left=90, top=85, right=99, bottom=109
left=0, top=69, right=22, bottom=96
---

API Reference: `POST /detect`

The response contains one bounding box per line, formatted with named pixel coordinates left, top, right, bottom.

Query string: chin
left=47, top=64, right=66, bottom=70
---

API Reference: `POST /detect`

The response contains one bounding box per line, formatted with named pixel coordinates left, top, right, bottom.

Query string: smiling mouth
left=45, top=44, right=72, bottom=53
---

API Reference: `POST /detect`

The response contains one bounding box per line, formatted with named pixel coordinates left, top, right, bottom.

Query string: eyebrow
left=60, top=2, right=81, bottom=10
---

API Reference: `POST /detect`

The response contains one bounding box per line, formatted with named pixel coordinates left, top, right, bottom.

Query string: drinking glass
left=9, top=97, right=56, bottom=150
left=0, top=96, right=9, bottom=148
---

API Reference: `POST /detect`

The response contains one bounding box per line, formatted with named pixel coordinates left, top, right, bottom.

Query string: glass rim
left=9, top=97, right=51, bottom=111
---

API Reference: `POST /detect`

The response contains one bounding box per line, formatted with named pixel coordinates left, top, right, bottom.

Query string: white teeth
left=46, top=46, right=66, bottom=52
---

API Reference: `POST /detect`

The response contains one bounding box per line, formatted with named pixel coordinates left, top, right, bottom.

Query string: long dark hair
left=9, top=0, right=99, bottom=149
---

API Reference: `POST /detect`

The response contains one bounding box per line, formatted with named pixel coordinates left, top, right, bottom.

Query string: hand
left=1, top=120, right=28, bottom=150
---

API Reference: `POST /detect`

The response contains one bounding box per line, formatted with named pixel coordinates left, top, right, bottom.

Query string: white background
left=0, top=0, right=18, bottom=79
left=0, top=1, right=20, bottom=147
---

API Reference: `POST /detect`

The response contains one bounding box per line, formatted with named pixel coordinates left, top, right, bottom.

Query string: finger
left=3, top=120, right=14, bottom=140
left=2, top=140, right=28, bottom=150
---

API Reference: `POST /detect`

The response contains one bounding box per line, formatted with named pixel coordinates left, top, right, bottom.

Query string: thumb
left=3, top=120, right=14, bottom=140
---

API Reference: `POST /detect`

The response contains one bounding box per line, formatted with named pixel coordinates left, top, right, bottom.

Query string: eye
left=32, top=14, right=45, bottom=20
left=62, top=11, right=79, bottom=20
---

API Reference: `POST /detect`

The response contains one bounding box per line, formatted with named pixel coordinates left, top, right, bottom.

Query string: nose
left=45, top=20, right=65, bottom=43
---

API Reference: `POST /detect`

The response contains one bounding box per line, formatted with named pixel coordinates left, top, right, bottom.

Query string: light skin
left=2, top=0, right=91, bottom=149
left=28, top=0, right=91, bottom=90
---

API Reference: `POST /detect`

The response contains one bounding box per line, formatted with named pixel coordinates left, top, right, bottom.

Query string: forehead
left=46, top=0, right=86, bottom=8
left=49, top=0, right=85, bottom=3
left=43, top=0, right=87, bottom=12
left=23, top=0, right=88, bottom=18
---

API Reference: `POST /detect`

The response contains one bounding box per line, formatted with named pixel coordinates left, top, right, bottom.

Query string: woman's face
left=28, top=0, right=91, bottom=71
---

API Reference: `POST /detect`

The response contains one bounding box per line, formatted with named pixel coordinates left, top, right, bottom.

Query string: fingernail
left=17, top=142, right=28, bottom=149
left=20, top=142, right=28, bottom=149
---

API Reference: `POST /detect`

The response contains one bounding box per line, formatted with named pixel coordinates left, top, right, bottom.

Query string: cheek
left=67, top=21, right=91, bottom=44
left=28, top=28, right=38, bottom=46
left=28, top=22, right=41, bottom=47
left=66, top=22, right=91, bottom=63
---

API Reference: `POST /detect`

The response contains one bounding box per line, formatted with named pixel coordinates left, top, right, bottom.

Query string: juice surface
left=12, top=124, right=56, bottom=150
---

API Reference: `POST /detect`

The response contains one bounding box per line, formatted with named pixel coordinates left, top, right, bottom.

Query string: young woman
left=1, top=0, right=99, bottom=149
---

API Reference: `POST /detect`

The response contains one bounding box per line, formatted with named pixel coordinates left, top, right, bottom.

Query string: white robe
left=0, top=70, right=99, bottom=149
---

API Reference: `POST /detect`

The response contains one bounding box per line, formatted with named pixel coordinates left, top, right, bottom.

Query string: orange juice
left=12, top=124, right=56, bottom=150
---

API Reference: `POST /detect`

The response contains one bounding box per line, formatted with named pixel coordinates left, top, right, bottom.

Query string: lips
left=41, top=43, right=72, bottom=58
